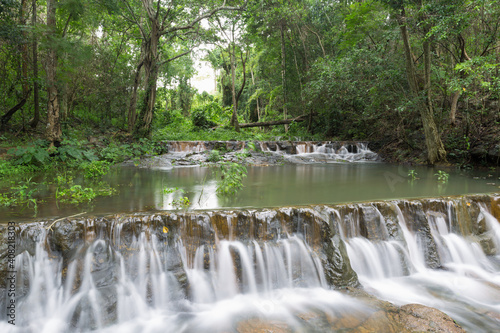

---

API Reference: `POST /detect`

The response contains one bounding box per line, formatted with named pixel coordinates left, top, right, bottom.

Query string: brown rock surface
left=399, top=304, right=466, bottom=333
left=236, top=318, right=291, bottom=333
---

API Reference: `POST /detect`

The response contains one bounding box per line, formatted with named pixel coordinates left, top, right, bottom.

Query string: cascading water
left=165, top=140, right=380, bottom=163
left=0, top=228, right=369, bottom=332
left=1, top=194, right=499, bottom=332
left=344, top=199, right=500, bottom=332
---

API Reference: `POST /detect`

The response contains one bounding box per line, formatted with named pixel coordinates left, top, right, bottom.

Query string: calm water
left=1, top=163, right=498, bottom=223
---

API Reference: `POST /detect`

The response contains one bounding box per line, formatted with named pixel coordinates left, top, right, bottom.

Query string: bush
left=191, top=107, right=217, bottom=129
left=207, top=150, right=222, bottom=162
left=80, top=160, right=111, bottom=179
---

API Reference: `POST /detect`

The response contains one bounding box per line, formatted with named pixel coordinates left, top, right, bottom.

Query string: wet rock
left=492, top=196, right=500, bottom=221
left=478, top=234, right=497, bottom=255
left=322, top=234, right=359, bottom=288
left=376, top=203, right=403, bottom=240
left=48, top=219, right=85, bottom=256
left=359, top=205, right=387, bottom=240
left=70, top=285, right=118, bottom=330
left=399, top=303, right=466, bottom=333
left=344, top=288, right=465, bottom=333
left=399, top=201, right=441, bottom=269
left=236, top=318, right=291, bottom=333
left=0, top=224, right=12, bottom=289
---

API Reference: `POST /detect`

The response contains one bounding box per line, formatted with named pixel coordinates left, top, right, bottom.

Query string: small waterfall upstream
left=165, top=140, right=380, bottom=163
left=1, top=194, right=499, bottom=332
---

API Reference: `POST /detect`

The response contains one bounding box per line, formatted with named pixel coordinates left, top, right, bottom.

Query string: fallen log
left=239, top=115, right=307, bottom=128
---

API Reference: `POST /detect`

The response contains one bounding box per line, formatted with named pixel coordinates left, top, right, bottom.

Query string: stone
left=399, top=303, right=466, bottom=333
left=236, top=318, right=291, bottom=333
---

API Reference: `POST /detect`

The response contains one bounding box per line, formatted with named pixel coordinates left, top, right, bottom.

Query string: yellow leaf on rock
left=163, top=226, right=168, bottom=233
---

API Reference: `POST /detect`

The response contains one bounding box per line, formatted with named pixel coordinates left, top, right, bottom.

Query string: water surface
left=1, top=163, right=498, bottom=222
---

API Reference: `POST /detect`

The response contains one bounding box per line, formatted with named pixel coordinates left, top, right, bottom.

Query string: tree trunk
left=30, top=0, right=40, bottom=129
left=128, top=59, right=143, bottom=132
left=422, top=31, right=447, bottom=164
left=0, top=0, right=31, bottom=131
left=134, top=29, right=159, bottom=138
left=229, top=37, right=240, bottom=131
left=449, top=34, right=471, bottom=126
left=250, top=67, right=260, bottom=121
left=450, top=91, right=460, bottom=126
left=280, top=22, right=288, bottom=132
left=20, top=0, right=29, bottom=107
left=45, top=0, right=61, bottom=146
left=397, top=10, right=446, bottom=165
left=0, top=99, right=28, bottom=131
left=240, top=115, right=306, bottom=128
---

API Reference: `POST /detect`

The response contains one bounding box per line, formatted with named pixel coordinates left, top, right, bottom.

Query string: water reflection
left=1, top=163, right=498, bottom=222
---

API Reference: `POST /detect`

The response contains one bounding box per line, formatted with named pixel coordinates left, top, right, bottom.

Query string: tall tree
left=30, top=0, right=40, bottom=129
left=121, top=0, right=244, bottom=137
left=0, top=0, right=31, bottom=130
left=386, top=0, right=447, bottom=164
left=45, top=0, right=62, bottom=146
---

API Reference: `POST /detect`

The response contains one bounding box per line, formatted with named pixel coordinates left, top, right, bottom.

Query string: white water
left=345, top=202, right=500, bottom=332
left=166, top=140, right=380, bottom=163
left=271, top=141, right=379, bottom=163
left=1, top=234, right=370, bottom=332
left=3, top=199, right=500, bottom=332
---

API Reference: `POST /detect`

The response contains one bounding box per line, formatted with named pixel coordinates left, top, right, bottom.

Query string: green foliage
left=7, top=140, right=51, bottom=166
left=0, top=159, right=37, bottom=179
left=434, top=170, right=450, bottom=184
left=191, top=107, right=217, bottom=129
left=216, top=162, right=247, bottom=196
left=57, top=139, right=97, bottom=165
left=408, top=170, right=418, bottom=181
left=164, top=187, right=190, bottom=210
left=6, top=139, right=97, bottom=168
left=56, top=185, right=97, bottom=204
left=172, top=196, right=191, bottom=210
left=207, top=149, right=222, bottom=162
left=98, top=138, right=162, bottom=163
left=0, top=178, right=39, bottom=215
left=164, top=187, right=181, bottom=194
left=80, top=160, right=111, bottom=179
left=55, top=174, right=116, bottom=204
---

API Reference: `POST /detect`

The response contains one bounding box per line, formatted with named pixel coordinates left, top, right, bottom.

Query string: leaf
left=83, top=150, right=97, bottom=161
left=163, top=226, right=169, bottom=233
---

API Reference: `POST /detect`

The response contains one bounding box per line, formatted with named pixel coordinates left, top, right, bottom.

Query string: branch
left=304, top=25, right=325, bottom=57
left=158, top=50, right=192, bottom=67
left=62, top=13, right=72, bottom=38
left=122, top=0, right=148, bottom=39
left=236, top=49, right=248, bottom=102
left=437, top=41, right=460, bottom=63
left=239, top=115, right=307, bottom=129
left=45, top=212, right=87, bottom=230
left=162, top=5, right=243, bottom=36
left=140, top=0, right=156, bottom=22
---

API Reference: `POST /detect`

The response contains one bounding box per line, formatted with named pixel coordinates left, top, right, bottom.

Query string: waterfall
left=342, top=198, right=500, bottom=332
left=1, top=194, right=499, bottom=332
left=165, top=141, right=380, bottom=162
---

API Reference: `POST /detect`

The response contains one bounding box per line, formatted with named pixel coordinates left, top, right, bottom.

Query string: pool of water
left=1, top=163, right=498, bottom=222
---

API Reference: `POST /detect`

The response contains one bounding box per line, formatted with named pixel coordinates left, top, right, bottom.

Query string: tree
left=45, top=0, right=62, bottom=146
left=0, top=0, right=31, bottom=131
left=121, top=0, right=244, bottom=137
left=383, top=0, right=447, bottom=164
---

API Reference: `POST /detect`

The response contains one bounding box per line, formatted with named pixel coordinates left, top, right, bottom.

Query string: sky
left=191, top=60, right=216, bottom=94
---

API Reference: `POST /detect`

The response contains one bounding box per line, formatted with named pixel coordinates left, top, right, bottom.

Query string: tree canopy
left=1, top=0, right=499, bottom=165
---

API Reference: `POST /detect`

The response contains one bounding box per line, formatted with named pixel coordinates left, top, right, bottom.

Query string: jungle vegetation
left=0, top=0, right=498, bottom=168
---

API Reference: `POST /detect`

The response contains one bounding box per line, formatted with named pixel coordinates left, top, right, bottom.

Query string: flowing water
left=1, top=142, right=500, bottom=331
left=1, top=195, right=500, bottom=332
